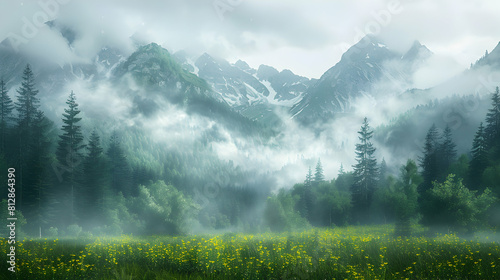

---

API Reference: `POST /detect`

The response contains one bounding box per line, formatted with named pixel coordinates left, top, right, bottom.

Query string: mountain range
left=1, top=22, right=500, bottom=138
left=290, top=36, right=433, bottom=124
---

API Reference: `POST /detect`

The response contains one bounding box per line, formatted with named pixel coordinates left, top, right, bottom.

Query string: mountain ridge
left=290, top=35, right=433, bottom=124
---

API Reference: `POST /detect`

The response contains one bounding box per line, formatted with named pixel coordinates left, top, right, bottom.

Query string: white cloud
left=2, top=0, right=499, bottom=78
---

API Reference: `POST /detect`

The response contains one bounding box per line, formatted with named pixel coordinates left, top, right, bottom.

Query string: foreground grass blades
left=1, top=225, right=500, bottom=279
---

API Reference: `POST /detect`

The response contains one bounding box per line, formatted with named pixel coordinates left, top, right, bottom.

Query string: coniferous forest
left=2, top=1, right=500, bottom=279
left=1, top=63, right=500, bottom=238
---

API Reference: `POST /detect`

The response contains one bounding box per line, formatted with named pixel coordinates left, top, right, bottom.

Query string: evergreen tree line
left=0, top=64, right=271, bottom=237
left=0, top=65, right=192, bottom=236
left=265, top=90, right=500, bottom=235
left=0, top=65, right=139, bottom=236
left=1, top=65, right=499, bottom=237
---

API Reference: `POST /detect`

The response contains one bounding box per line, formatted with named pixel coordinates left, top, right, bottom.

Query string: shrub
left=47, top=227, right=58, bottom=237
left=66, top=224, right=83, bottom=237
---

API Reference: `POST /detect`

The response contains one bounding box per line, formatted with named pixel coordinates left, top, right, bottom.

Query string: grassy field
left=1, top=225, right=500, bottom=279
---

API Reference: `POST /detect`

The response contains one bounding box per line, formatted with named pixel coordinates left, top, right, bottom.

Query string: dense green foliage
left=381, top=160, right=421, bottom=237
left=0, top=64, right=274, bottom=238
left=424, top=174, right=495, bottom=233
left=268, top=91, right=500, bottom=236
left=0, top=64, right=499, bottom=242
left=470, top=122, right=488, bottom=187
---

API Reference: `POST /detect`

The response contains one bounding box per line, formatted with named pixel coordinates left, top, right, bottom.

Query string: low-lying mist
left=35, top=49, right=500, bottom=193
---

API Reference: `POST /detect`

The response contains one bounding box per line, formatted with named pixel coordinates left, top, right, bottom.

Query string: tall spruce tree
left=0, top=79, right=13, bottom=153
left=378, top=158, right=388, bottom=187
left=55, top=91, right=85, bottom=225
left=314, top=158, right=325, bottom=184
left=379, top=158, right=387, bottom=179
left=419, top=124, right=440, bottom=194
left=82, top=130, right=107, bottom=227
left=485, top=87, right=500, bottom=148
left=469, top=123, right=488, bottom=189
left=304, top=166, right=313, bottom=188
left=295, top=167, right=314, bottom=221
left=24, top=110, right=53, bottom=235
left=15, top=65, right=40, bottom=132
left=338, top=163, right=345, bottom=175
left=394, top=159, right=421, bottom=237
left=107, top=131, right=132, bottom=196
left=14, top=64, right=41, bottom=211
left=351, top=117, right=378, bottom=223
left=439, top=125, right=457, bottom=179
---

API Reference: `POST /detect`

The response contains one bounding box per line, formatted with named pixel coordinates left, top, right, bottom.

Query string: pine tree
left=419, top=124, right=440, bottom=194
left=338, top=163, right=345, bottom=175
left=485, top=87, right=500, bottom=153
left=379, top=158, right=387, bottom=178
left=24, top=110, right=53, bottom=235
left=304, top=166, right=313, bottom=188
left=15, top=65, right=40, bottom=133
left=295, top=167, right=314, bottom=221
left=469, top=123, right=488, bottom=189
left=0, top=79, right=13, bottom=153
left=14, top=64, right=41, bottom=211
left=82, top=130, right=108, bottom=228
left=351, top=117, right=378, bottom=223
left=438, top=125, right=457, bottom=179
left=394, top=159, right=421, bottom=237
left=314, top=158, right=325, bottom=184
left=55, top=91, right=85, bottom=225
left=107, top=131, right=132, bottom=196
left=378, top=158, right=389, bottom=188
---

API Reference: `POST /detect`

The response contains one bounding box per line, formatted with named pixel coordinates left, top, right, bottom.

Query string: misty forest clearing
left=4, top=1, right=500, bottom=279
left=1, top=225, right=500, bottom=279
left=1, top=59, right=500, bottom=279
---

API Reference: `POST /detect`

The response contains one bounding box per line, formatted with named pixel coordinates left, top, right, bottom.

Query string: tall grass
left=1, top=225, right=499, bottom=279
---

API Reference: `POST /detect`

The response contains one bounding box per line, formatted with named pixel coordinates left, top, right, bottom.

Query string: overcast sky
left=1, top=0, right=499, bottom=78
